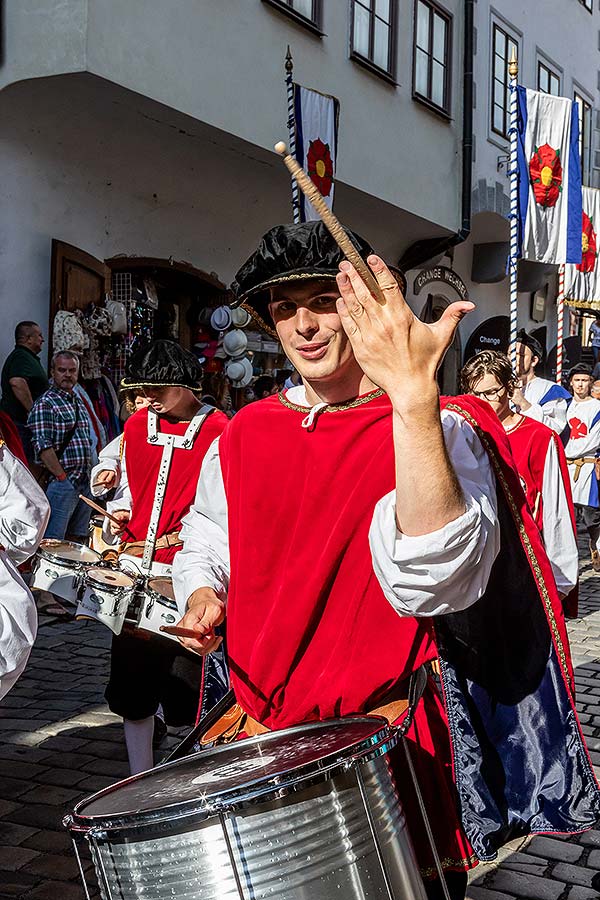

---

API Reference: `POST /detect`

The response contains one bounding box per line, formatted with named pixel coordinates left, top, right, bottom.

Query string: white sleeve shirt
left=173, top=410, right=501, bottom=619
left=0, top=444, right=50, bottom=699
left=90, top=434, right=123, bottom=498
left=540, top=438, right=578, bottom=597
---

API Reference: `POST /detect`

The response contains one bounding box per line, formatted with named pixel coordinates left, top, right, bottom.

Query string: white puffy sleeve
left=523, top=397, right=568, bottom=435
left=91, top=434, right=123, bottom=498
left=541, top=438, right=578, bottom=596
left=369, top=410, right=500, bottom=617
left=172, top=438, right=230, bottom=607
left=0, top=551, right=37, bottom=701
left=0, top=444, right=50, bottom=564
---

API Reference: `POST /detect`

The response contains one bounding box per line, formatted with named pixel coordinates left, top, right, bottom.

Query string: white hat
left=223, top=329, right=248, bottom=358
left=231, top=306, right=252, bottom=328
left=210, top=306, right=232, bottom=332
left=226, top=356, right=253, bottom=387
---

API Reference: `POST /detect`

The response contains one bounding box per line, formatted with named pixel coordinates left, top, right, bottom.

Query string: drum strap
left=142, top=407, right=213, bottom=571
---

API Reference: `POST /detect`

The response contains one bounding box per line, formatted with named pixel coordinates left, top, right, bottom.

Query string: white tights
left=123, top=716, right=155, bottom=775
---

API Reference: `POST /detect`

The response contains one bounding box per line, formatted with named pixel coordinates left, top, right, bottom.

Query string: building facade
left=0, top=0, right=466, bottom=374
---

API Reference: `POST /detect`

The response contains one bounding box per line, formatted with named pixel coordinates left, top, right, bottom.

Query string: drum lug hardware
left=161, top=613, right=176, bottom=624
left=45, top=568, right=60, bottom=579
left=88, top=827, right=108, bottom=843
left=145, top=598, right=155, bottom=617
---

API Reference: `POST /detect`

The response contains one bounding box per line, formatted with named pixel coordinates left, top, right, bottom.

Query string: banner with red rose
left=564, top=187, right=600, bottom=309
left=517, top=87, right=582, bottom=265
left=293, top=84, right=340, bottom=222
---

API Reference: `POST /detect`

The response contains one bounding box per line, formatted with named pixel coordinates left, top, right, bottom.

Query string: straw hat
left=210, top=306, right=233, bottom=332
left=223, top=329, right=248, bottom=358
left=226, top=357, right=253, bottom=387
left=231, top=306, right=252, bottom=328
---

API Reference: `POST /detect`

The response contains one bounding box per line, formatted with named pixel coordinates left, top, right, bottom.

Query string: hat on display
left=231, top=306, right=252, bottom=328
left=515, top=328, right=545, bottom=363
left=121, top=339, right=203, bottom=391
left=230, top=221, right=375, bottom=336
left=226, top=356, right=253, bottom=387
left=210, top=306, right=233, bottom=332
left=223, top=329, right=248, bottom=358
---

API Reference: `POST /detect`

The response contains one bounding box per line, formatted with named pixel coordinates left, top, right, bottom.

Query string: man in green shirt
left=0, top=321, right=48, bottom=462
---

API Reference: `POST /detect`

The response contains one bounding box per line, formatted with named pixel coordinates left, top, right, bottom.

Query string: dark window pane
left=493, top=104, right=504, bottom=133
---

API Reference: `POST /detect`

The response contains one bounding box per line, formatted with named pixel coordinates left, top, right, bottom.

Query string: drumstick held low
left=160, top=625, right=214, bottom=639
left=274, top=140, right=385, bottom=303
left=78, top=494, right=134, bottom=537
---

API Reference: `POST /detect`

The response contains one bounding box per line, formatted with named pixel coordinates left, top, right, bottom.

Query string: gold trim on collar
left=278, top=388, right=385, bottom=414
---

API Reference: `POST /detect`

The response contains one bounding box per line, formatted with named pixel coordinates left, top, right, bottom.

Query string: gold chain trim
left=420, top=853, right=478, bottom=879
left=445, top=403, right=568, bottom=675
left=278, top=388, right=385, bottom=414
left=241, top=302, right=279, bottom=338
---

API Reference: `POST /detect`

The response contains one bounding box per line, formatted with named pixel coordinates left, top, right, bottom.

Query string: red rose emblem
left=569, top=418, right=588, bottom=439
left=577, top=211, right=597, bottom=273
left=306, top=138, right=334, bottom=197
left=529, top=143, right=563, bottom=207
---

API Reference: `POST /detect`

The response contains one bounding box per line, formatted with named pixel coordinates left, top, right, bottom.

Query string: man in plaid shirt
left=28, top=351, right=93, bottom=544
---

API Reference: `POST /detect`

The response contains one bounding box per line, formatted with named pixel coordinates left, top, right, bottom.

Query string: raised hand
left=109, top=509, right=131, bottom=536
left=335, top=256, right=474, bottom=404
left=177, top=587, right=225, bottom=655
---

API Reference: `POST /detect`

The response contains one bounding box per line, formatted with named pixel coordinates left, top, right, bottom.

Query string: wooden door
left=50, top=238, right=110, bottom=312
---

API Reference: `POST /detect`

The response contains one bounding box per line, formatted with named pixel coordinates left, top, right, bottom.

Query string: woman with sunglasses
left=461, top=350, right=578, bottom=607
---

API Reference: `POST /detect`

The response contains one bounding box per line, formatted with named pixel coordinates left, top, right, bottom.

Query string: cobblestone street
left=0, top=549, right=599, bottom=899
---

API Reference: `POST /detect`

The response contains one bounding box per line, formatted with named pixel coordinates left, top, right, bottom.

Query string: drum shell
left=69, top=750, right=426, bottom=900
left=30, top=543, right=101, bottom=602
left=137, top=580, right=180, bottom=640
left=76, top=570, right=135, bottom=636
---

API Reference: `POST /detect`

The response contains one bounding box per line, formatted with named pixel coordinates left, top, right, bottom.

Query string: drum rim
left=66, top=716, right=397, bottom=834
left=84, top=568, right=136, bottom=590
left=144, top=577, right=176, bottom=608
left=38, top=539, right=102, bottom=566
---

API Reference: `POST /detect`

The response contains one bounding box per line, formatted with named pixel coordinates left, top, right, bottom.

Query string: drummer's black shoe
left=153, top=715, right=168, bottom=748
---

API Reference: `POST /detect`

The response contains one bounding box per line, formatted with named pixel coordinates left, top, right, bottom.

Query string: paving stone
left=526, top=835, right=583, bottom=863
left=552, top=861, right=598, bottom=887
left=75, top=775, right=120, bottom=793
left=497, top=849, right=549, bottom=877
left=5, top=804, right=65, bottom=831
left=27, top=880, right=87, bottom=900
left=0, top=845, right=40, bottom=870
left=40, top=767, right=90, bottom=788
left=487, top=869, right=565, bottom=900
left=0, top=776, right=35, bottom=800
left=0, top=868, right=41, bottom=895
left=36, top=735, right=90, bottom=752
left=0, top=822, right=38, bottom=846
left=567, top=887, right=600, bottom=900
left=21, top=829, right=72, bottom=854
left=0, top=800, right=19, bottom=818
left=586, top=847, right=600, bottom=868
left=467, top=889, right=515, bottom=900
left=20, top=784, right=82, bottom=807
left=577, top=828, right=600, bottom=846
left=80, top=758, right=129, bottom=777
left=0, top=759, right=48, bottom=781
left=23, top=851, right=81, bottom=880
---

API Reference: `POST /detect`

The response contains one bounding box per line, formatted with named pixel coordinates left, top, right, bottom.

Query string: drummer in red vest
left=461, top=349, right=578, bottom=612
left=173, top=222, right=600, bottom=900
left=96, top=341, right=229, bottom=775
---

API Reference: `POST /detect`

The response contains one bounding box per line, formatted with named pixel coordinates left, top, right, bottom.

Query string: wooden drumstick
left=78, top=494, right=134, bottom=538
left=160, top=625, right=214, bottom=639
left=274, top=141, right=385, bottom=303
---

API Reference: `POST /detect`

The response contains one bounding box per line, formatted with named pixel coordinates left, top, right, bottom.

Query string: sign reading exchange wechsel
left=413, top=266, right=469, bottom=301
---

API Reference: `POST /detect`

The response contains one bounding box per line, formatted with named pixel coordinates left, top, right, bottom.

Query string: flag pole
left=556, top=265, right=566, bottom=383
left=285, top=46, right=301, bottom=224
left=508, top=49, right=519, bottom=366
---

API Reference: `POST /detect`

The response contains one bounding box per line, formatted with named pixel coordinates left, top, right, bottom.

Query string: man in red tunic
left=99, top=341, right=228, bottom=774
left=173, top=223, right=599, bottom=900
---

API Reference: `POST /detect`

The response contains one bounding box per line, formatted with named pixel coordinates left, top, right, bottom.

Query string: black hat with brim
left=568, top=362, right=593, bottom=380
left=516, top=328, right=545, bottom=363
left=230, top=221, right=376, bottom=337
left=121, top=339, right=203, bottom=391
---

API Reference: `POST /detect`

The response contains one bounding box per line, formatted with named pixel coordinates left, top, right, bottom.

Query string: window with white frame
left=575, top=91, right=593, bottom=186
left=491, top=22, right=518, bottom=139
left=413, top=0, right=452, bottom=115
left=351, top=0, right=396, bottom=79
left=537, top=60, right=560, bottom=96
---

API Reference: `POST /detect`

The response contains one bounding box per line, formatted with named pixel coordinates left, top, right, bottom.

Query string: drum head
left=71, top=717, right=393, bottom=829
left=147, top=576, right=175, bottom=601
left=40, top=539, right=101, bottom=564
left=87, top=567, right=135, bottom=588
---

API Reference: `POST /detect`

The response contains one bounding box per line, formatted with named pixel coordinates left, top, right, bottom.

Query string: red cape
left=0, top=411, right=27, bottom=466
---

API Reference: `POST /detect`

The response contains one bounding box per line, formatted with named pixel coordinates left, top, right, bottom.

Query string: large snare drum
left=31, top=540, right=102, bottom=603
left=76, top=568, right=136, bottom=635
left=65, top=717, right=426, bottom=900
left=137, top=576, right=180, bottom=638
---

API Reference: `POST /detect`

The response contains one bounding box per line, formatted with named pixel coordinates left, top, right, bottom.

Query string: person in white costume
left=0, top=440, right=49, bottom=699
left=511, top=329, right=571, bottom=437
left=564, top=363, right=600, bottom=571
